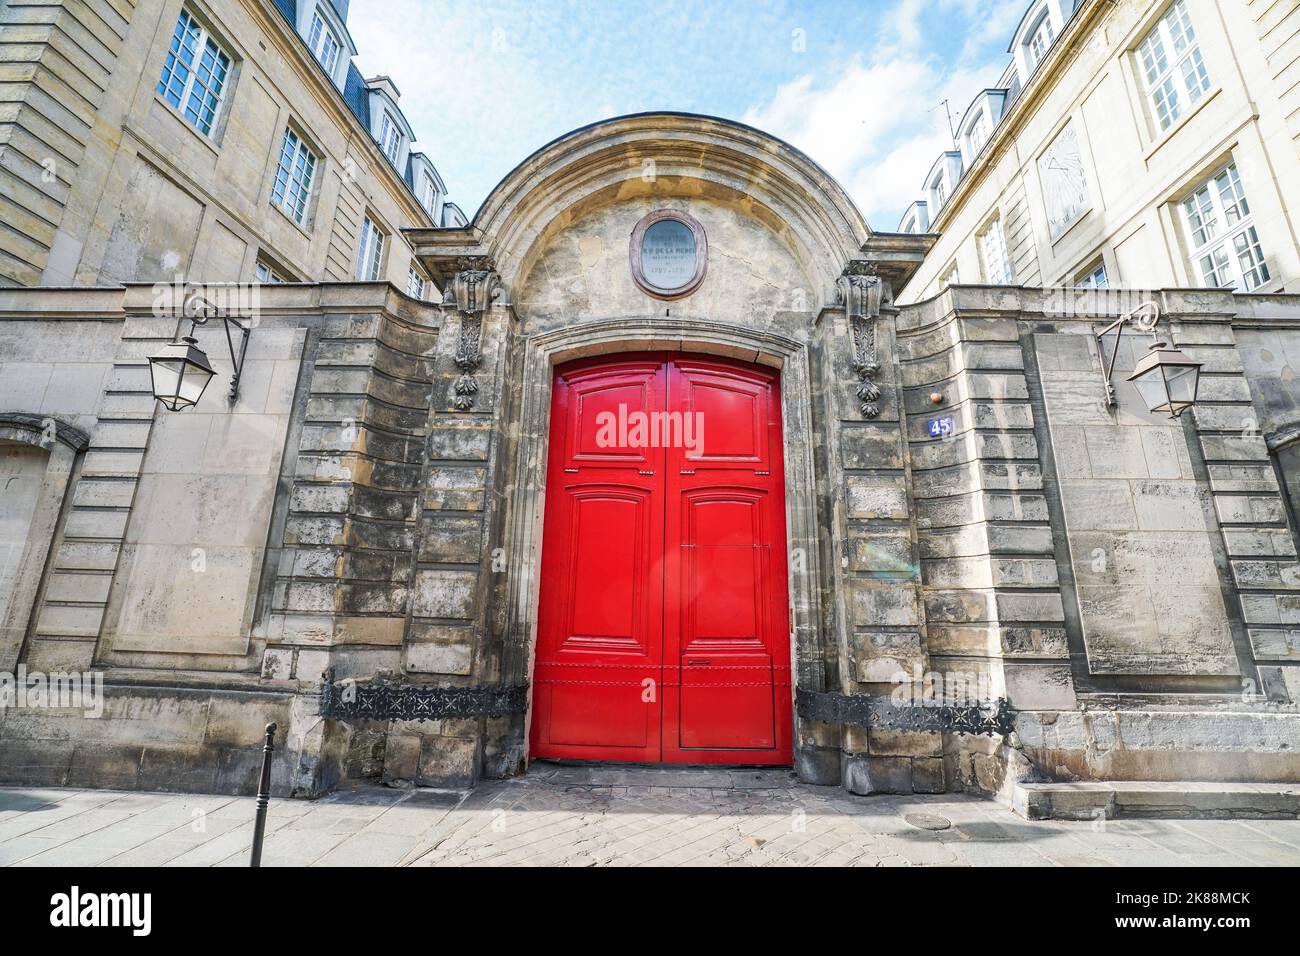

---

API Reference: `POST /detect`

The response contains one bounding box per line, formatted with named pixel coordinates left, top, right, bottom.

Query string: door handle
left=687, top=659, right=712, bottom=666
left=638, top=470, right=654, bottom=475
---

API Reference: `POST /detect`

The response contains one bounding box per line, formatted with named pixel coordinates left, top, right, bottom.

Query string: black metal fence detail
left=796, top=689, right=1014, bottom=737
left=319, top=677, right=528, bottom=722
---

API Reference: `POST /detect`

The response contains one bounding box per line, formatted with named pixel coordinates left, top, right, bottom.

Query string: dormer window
left=957, top=90, right=1007, bottom=168
left=1025, top=12, right=1055, bottom=72
left=379, top=111, right=402, bottom=164
left=308, top=7, right=341, bottom=75
left=967, top=113, right=989, bottom=158
left=924, top=152, right=962, bottom=217
left=930, top=173, right=947, bottom=211
left=420, top=173, right=439, bottom=215
left=900, top=205, right=926, bottom=234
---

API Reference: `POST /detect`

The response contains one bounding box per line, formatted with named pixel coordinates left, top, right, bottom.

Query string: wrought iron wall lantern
left=148, top=291, right=252, bottom=411
left=1094, top=301, right=1202, bottom=419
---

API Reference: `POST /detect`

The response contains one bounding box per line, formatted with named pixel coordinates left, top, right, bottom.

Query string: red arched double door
left=530, top=353, right=793, bottom=765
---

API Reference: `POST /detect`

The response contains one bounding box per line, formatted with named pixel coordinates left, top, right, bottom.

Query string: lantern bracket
left=1093, top=300, right=1161, bottom=409
left=182, top=291, right=252, bottom=403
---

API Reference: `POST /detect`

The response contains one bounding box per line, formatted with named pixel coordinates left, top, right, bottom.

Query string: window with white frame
left=1025, top=12, right=1055, bottom=73
left=255, top=258, right=292, bottom=283
left=940, top=263, right=960, bottom=290
left=979, top=218, right=1012, bottom=284
left=406, top=265, right=426, bottom=299
left=378, top=111, right=402, bottom=164
left=307, top=7, right=341, bottom=75
left=156, top=8, right=231, bottom=137
left=929, top=173, right=947, bottom=212
left=1137, top=0, right=1210, bottom=132
left=419, top=173, right=440, bottom=217
left=357, top=216, right=386, bottom=281
left=966, top=112, right=990, bottom=159
left=271, top=127, right=317, bottom=225
left=1075, top=260, right=1108, bottom=289
left=1180, top=163, right=1270, bottom=291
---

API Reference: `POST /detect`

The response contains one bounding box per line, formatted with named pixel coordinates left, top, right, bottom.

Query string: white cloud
left=742, top=0, right=1016, bottom=228
left=342, top=0, right=1023, bottom=226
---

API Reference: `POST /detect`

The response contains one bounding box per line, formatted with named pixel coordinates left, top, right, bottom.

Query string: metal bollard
left=249, top=722, right=277, bottom=868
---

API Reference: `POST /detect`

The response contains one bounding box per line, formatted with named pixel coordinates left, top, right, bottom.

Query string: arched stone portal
left=408, top=113, right=937, bottom=789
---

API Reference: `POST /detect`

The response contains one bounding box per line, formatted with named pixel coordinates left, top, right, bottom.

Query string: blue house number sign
left=927, top=416, right=954, bottom=438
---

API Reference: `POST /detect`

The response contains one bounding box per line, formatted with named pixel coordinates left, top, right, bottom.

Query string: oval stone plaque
left=630, top=210, right=707, bottom=299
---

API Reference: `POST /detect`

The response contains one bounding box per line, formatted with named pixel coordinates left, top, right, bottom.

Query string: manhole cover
left=904, top=812, right=951, bottom=831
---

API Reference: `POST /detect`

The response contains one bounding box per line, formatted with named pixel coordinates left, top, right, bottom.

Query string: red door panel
left=531, top=360, right=665, bottom=761
left=663, top=359, right=791, bottom=763
left=531, top=353, right=792, bottom=765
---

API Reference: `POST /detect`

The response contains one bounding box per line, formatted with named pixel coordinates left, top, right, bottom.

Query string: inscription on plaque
left=630, top=210, right=707, bottom=299
left=641, top=219, right=697, bottom=290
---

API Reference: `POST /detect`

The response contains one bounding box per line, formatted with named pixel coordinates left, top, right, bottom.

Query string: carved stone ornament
left=836, top=266, right=885, bottom=419
left=444, top=262, right=502, bottom=411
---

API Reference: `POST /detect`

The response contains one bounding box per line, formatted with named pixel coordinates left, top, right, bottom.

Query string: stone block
left=411, top=569, right=479, bottom=619
left=846, top=526, right=916, bottom=574
left=417, top=734, right=478, bottom=788
left=1232, top=560, right=1300, bottom=590
left=403, top=625, right=474, bottom=675
left=849, top=581, right=921, bottom=627
left=1058, top=479, right=1135, bottom=530
left=911, top=757, right=946, bottom=793
left=428, top=423, right=491, bottom=461
left=425, top=466, right=487, bottom=511
left=841, top=754, right=912, bottom=795
left=1222, top=528, right=1296, bottom=557
left=841, top=424, right=904, bottom=469
left=294, top=649, right=332, bottom=681
left=1003, top=663, right=1076, bottom=709
left=845, top=475, right=908, bottom=520
left=850, top=629, right=923, bottom=681
left=417, top=514, right=483, bottom=564
left=1132, top=480, right=1209, bottom=531
left=1208, top=464, right=1279, bottom=493
left=381, top=732, right=421, bottom=786
left=1213, top=494, right=1286, bottom=525
left=1198, top=433, right=1269, bottom=462
left=1083, top=426, right=1150, bottom=479
left=1248, top=629, right=1300, bottom=661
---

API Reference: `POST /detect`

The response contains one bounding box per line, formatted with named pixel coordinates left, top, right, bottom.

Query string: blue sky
left=348, top=0, right=1026, bottom=229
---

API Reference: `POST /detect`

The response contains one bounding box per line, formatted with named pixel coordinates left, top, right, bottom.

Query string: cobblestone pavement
left=3, top=765, right=1300, bottom=867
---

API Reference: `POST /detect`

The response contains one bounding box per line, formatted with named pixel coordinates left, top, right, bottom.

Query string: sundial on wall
left=630, top=210, right=707, bottom=299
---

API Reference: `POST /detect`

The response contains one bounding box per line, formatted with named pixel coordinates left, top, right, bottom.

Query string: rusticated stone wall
left=896, top=287, right=1300, bottom=790
left=0, top=284, right=442, bottom=796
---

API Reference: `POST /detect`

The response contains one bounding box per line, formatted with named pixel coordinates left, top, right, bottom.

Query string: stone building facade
left=898, top=0, right=1300, bottom=300
left=0, top=0, right=462, bottom=292
left=2, top=111, right=1299, bottom=800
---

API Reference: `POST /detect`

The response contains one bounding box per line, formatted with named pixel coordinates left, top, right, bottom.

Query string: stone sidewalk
left=3, top=765, right=1300, bottom=867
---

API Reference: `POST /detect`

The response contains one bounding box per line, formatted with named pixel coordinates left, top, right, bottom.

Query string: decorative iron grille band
left=320, top=677, right=528, bottom=722
left=796, top=689, right=1014, bottom=737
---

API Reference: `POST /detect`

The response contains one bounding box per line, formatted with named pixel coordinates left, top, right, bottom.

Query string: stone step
left=1013, top=781, right=1300, bottom=820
